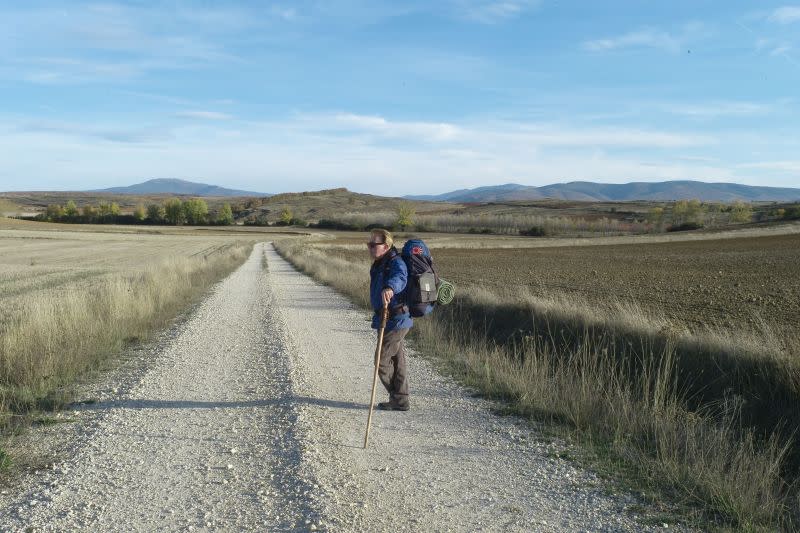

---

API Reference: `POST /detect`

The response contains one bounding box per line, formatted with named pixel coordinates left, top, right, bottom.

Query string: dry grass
left=0, top=226, right=257, bottom=431
left=275, top=236, right=799, bottom=530
left=0, top=200, right=21, bottom=217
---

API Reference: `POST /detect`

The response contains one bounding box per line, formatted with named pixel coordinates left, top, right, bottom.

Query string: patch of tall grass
left=0, top=242, right=254, bottom=428
left=275, top=239, right=798, bottom=530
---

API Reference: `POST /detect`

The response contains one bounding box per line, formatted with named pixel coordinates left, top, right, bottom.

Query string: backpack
left=398, top=239, right=439, bottom=317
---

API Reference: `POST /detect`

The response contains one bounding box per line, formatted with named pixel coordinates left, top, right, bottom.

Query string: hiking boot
left=377, top=401, right=409, bottom=411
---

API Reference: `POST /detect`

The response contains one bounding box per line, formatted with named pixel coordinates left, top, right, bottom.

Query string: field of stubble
left=0, top=219, right=275, bottom=434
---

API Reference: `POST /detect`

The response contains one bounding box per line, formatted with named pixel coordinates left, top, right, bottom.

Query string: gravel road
left=0, top=242, right=673, bottom=532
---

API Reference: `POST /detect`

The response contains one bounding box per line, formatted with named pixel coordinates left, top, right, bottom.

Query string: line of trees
left=37, top=199, right=234, bottom=226
left=311, top=205, right=649, bottom=236
left=646, top=199, right=776, bottom=232
left=312, top=199, right=800, bottom=236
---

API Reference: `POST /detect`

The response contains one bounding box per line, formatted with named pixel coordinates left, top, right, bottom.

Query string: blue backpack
left=400, top=239, right=439, bottom=317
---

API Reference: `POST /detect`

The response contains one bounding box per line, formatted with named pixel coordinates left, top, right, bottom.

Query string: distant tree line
left=241, top=206, right=308, bottom=227
left=310, top=200, right=800, bottom=237
left=646, top=199, right=799, bottom=232
left=36, top=198, right=234, bottom=226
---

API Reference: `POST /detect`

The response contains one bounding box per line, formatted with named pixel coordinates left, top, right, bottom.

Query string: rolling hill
left=407, top=181, right=800, bottom=203
left=94, top=178, right=268, bottom=197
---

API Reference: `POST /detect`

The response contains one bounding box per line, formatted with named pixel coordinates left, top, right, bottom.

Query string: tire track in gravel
left=1, top=242, right=322, bottom=532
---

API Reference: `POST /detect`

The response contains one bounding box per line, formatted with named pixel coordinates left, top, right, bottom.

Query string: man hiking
left=368, top=228, right=411, bottom=411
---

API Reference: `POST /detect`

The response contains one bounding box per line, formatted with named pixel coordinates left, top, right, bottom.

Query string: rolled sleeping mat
left=436, top=279, right=455, bottom=305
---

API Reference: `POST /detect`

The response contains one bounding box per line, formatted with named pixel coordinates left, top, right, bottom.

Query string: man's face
left=368, top=237, right=389, bottom=260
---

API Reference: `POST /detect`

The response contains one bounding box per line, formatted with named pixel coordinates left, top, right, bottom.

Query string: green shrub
left=396, top=201, right=415, bottom=230
left=215, top=203, right=234, bottom=225
left=784, top=205, right=800, bottom=220
left=280, top=207, right=293, bottom=225
left=520, top=226, right=548, bottom=237
left=163, top=198, right=185, bottom=225
left=668, top=222, right=704, bottom=232
left=730, top=201, right=754, bottom=223
left=146, top=204, right=165, bottom=223
left=183, top=198, right=209, bottom=225
left=312, top=219, right=361, bottom=231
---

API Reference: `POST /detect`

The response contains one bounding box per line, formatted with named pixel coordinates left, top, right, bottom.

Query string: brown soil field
left=434, top=232, right=800, bottom=336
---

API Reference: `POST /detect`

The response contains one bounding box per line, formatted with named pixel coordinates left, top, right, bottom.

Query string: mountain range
left=405, top=181, right=800, bottom=203
left=93, top=178, right=268, bottom=197
left=87, top=178, right=800, bottom=203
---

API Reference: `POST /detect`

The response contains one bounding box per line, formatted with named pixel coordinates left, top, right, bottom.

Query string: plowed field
left=434, top=232, right=800, bottom=336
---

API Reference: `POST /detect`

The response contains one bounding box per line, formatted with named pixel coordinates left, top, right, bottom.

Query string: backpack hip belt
left=376, top=303, right=409, bottom=318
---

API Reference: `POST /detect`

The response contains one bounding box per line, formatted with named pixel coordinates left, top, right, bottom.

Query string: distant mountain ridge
left=93, top=178, right=268, bottom=197
left=406, top=181, right=800, bottom=203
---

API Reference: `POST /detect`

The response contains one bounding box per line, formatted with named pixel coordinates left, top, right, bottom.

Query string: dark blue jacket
left=369, top=248, right=413, bottom=331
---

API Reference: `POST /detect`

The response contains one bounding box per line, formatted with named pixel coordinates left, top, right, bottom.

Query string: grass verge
left=275, top=238, right=798, bottom=531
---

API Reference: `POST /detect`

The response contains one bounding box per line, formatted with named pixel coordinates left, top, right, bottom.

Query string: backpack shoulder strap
left=382, top=248, right=401, bottom=278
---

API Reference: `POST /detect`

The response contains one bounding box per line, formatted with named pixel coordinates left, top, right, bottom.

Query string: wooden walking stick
left=364, top=303, right=389, bottom=449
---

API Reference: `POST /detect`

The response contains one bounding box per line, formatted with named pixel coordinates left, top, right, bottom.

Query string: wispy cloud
left=677, top=155, right=718, bottom=163
left=584, top=22, right=708, bottom=54
left=0, top=3, right=260, bottom=84
left=270, top=6, right=298, bottom=21
left=739, top=160, right=800, bottom=172
left=10, top=119, right=169, bottom=144
left=452, top=0, right=539, bottom=24
left=14, top=57, right=153, bottom=84
left=293, top=112, right=712, bottom=149
left=509, top=125, right=711, bottom=148
left=771, top=44, right=793, bottom=56
left=584, top=28, right=682, bottom=53
left=768, top=6, right=800, bottom=24
left=663, top=101, right=770, bottom=118
left=176, top=111, right=233, bottom=121
left=325, top=113, right=462, bottom=142
left=741, top=18, right=800, bottom=67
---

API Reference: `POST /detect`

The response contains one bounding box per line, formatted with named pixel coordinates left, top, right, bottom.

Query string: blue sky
left=1, top=1, right=799, bottom=196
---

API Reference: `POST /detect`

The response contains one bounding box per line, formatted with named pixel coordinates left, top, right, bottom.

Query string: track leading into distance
left=0, top=243, right=672, bottom=532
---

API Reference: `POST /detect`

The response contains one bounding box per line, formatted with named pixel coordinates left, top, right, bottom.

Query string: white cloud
left=677, top=155, right=718, bottom=163
left=453, top=1, right=538, bottom=24
left=8, top=118, right=170, bottom=144
left=509, top=125, right=712, bottom=148
left=768, top=6, right=800, bottom=24
left=584, top=22, right=709, bottom=54
left=176, top=111, right=233, bottom=121
left=584, top=28, right=682, bottom=53
left=771, top=44, right=793, bottom=56
left=663, top=101, right=770, bottom=118
left=738, top=160, right=800, bottom=172
left=327, top=113, right=462, bottom=142
left=13, top=57, right=149, bottom=84
left=0, top=3, right=259, bottom=84
left=270, top=6, right=298, bottom=21
left=308, top=113, right=712, bottom=148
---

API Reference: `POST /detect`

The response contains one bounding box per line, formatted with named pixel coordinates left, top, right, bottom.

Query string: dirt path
left=0, top=243, right=670, bottom=532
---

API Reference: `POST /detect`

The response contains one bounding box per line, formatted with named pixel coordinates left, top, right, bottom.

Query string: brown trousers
left=378, top=328, right=410, bottom=406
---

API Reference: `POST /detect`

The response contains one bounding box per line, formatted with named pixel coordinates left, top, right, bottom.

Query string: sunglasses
left=367, top=241, right=386, bottom=249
